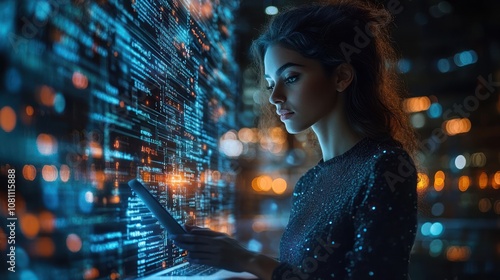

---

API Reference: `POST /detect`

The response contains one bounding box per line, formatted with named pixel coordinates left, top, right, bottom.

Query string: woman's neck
left=312, top=104, right=363, bottom=162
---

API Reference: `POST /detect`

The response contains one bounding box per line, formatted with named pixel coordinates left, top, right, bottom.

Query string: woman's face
left=264, top=45, right=340, bottom=134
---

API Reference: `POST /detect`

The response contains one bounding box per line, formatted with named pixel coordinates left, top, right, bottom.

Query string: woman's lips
left=279, top=112, right=294, bottom=121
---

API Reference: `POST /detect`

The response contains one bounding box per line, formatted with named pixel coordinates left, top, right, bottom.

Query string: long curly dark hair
left=250, top=0, right=419, bottom=158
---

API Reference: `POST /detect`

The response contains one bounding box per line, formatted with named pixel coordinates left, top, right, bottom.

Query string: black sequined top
left=272, top=137, right=418, bottom=280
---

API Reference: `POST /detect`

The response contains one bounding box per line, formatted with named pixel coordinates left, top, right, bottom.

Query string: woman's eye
left=285, top=75, right=299, bottom=84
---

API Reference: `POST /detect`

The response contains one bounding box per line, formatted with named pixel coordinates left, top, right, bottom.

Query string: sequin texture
left=272, top=138, right=418, bottom=279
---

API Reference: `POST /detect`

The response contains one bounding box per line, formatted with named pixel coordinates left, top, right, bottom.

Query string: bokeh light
left=20, top=213, right=40, bottom=239
left=271, top=178, right=287, bottom=194
left=22, top=165, right=37, bottom=181
left=37, top=133, right=58, bottom=155
left=417, top=173, right=429, bottom=191
left=434, top=170, right=445, bottom=191
left=404, top=96, right=431, bottom=113
left=0, top=106, right=17, bottom=132
left=42, top=165, right=58, bottom=182
left=66, top=233, right=83, bottom=253
left=458, top=176, right=470, bottom=192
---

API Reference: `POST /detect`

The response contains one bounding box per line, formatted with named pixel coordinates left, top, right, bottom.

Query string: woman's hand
left=171, top=225, right=255, bottom=273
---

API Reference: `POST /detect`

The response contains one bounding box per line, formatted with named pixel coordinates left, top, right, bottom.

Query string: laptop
left=128, top=179, right=258, bottom=279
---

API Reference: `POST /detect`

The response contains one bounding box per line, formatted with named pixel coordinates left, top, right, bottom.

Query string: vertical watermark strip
left=6, top=168, right=16, bottom=273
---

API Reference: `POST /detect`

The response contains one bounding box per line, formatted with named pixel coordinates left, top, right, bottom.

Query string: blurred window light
left=238, top=127, right=255, bottom=143
left=39, top=85, right=56, bottom=106
left=431, top=202, right=444, bottom=216
left=403, top=96, right=431, bottom=113
left=397, top=58, right=412, bottom=73
left=35, top=237, right=55, bottom=257
left=454, top=155, right=466, bottom=170
left=427, top=103, right=442, bottom=118
left=458, top=175, right=470, bottom=192
left=20, top=213, right=40, bottom=239
left=25, top=105, right=34, bottom=116
left=478, top=198, right=492, bottom=213
left=252, top=176, right=262, bottom=192
left=471, top=152, right=486, bottom=167
left=60, top=164, right=70, bottom=183
left=42, top=165, right=58, bottom=182
left=253, top=175, right=272, bottom=192
left=219, top=137, right=243, bottom=157
left=72, top=71, right=88, bottom=89
left=437, top=58, right=450, bottom=73
left=417, top=173, right=429, bottom=191
left=430, top=222, right=443, bottom=236
left=434, top=170, right=445, bottom=191
left=0, top=106, right=17, bottom=132
left=429, top=239, right=443, bottom=257
left=443, top=118, right=471, bottom=136
left=37, top=133, right=58, bottom=155
left=493, top=171, right=500, bottom=189
left=5, top=68, right=22, bottom=92
left=454, top=50, right=478, bottom=67
left=494, top=200, right=500, bottom=215
left=54, top=93, right=66, bottom=113
left=66, top=233, right=83, bottom=253
left=23, top=165, right=37, bottom=181
left=478, top=172, right=488, bottom=189
left=446, top=246, right=471, bottom=262
left=247, top=239, right=263, bottom=252
left=265, top=6, right=278, bottom=15
left=39, top=211, right=55, bottom=233
left=410, top=113, right=425, bottom=128
left=271, top=178, right=287, bottom=194
left=421, top=222, right=432, bottom=236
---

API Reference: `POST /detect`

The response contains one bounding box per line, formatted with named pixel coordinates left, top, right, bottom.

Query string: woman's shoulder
left=349, top=138, right=416, bottom=187
left=357, top=137, right=414, bottom=167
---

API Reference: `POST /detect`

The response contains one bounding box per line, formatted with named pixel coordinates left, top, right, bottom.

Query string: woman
left=172, top=1, right=419, bottom=279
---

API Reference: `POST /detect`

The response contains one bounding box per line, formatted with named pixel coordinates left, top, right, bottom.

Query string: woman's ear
left=333, top=63, right=355, bottom=92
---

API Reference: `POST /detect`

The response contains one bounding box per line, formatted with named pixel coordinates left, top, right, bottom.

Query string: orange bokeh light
left=60, top=164, right=70, bottom=182
left=37, top=133, right=58, bottom=155
left=417, top=173, right=429, bottom=191
left=493, top=171, right=500, bottom=189
left=22, top=164, right=37, bottom=181
left=458, top=176, right=470, bottom=192
left=84, top=267, right=100, bottom=280
left=39, top=211, right=55, bottom=233
left=272, top=178, right=287, bottom=194
left=42, top=165, right=58, bottom=182
left=34, top=237, right=55, bottom=257
left=478, top=172, right=488, bottom=189
left=72, top=72, right=88, bottom=89
left=0, top=106, right=16, bottom=132
left=403, top=96, right=431, bottom=113
left=434, top=171, right=445, bottom=191
left=66, top=233, right=83, bottom=253
left=26, top=105, right=34, bottom=116
left=443, top=118, right=471, bottom=136
left=39, top=85, right=55, bottom=106
left=258, top=175, right=272, bottom=192
left=20, top=213, right=40, bottom=239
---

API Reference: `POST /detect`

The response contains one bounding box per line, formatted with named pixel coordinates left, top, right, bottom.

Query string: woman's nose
left=268, top=85, right=285, bottom=105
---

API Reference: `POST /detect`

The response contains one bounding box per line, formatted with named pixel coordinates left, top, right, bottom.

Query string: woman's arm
left=344, top=150, right=418, bottom=279
left=171, top=227, right=280, bottom=279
